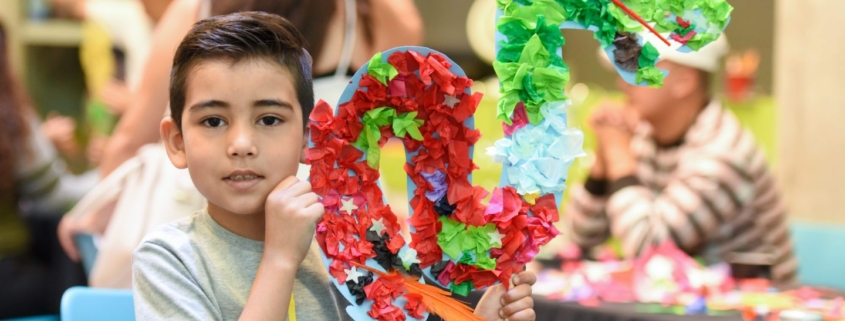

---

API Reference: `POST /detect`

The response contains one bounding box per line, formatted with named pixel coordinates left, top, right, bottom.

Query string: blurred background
left=2, top=0, right=845, bottom=318
left=1, top=0, right=822, bottom=221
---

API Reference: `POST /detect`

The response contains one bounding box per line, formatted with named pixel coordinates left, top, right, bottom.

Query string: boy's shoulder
left=134, top=210, right=206, bottom=258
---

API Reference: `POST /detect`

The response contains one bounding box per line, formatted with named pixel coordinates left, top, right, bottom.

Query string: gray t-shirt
left=132, top=209, right=352, bottom=320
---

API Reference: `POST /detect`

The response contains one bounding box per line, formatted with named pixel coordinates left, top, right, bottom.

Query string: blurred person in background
left=70, top=0, right=173, bottom=100
left=58, top=0, right=422, bottom=280
left=565, top=35, right=797, bottom=283
left=67, top=0, right=174, bottom=167
left=0, top=22, right=95, bottom=318
left=97, top=0, right=422, bottom=177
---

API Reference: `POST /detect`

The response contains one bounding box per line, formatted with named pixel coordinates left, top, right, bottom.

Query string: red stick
left=610, top=0, right=671, bottom=46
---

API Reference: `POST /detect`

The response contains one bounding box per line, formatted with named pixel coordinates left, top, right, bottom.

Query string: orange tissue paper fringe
left=352, top=262, right=484, bottom=321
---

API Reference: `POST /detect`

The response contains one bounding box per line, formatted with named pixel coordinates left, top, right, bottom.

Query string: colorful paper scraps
left=308, top=47, right=576, bottom=321
left=496, top=0, right=733, bottom=88
left=540, top=244, right=845, bottom=320
left=685, top=296, right=709, bottom=315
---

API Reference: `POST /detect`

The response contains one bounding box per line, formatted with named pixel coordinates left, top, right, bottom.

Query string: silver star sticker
left=488, top=229, right=505, bottom=247
left=400, top=248, right=421, bottom=268
left=339, top=198, right=358, bottom=214
left=443, top=94, right=461, bottom=108
left=345, top=266, right=365, bottom=284
left=370, top=217, right=387, bottom=235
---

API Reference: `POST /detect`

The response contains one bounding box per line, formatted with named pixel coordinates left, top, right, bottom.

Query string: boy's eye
left=258, top=116, right=282, bottom=126
left=202, top=117, right=226, bottom=127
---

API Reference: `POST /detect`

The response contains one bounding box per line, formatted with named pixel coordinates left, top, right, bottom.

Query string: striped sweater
left=566, top=101, right=797, bottom=283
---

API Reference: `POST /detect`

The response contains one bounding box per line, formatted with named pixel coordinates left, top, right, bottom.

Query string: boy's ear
left=299, top=127, right=310, bottom=164
left=161, top=117, right=188, bottom=169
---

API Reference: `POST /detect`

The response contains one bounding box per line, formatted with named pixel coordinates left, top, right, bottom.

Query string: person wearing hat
left=565, top=34, right=797, bottom=283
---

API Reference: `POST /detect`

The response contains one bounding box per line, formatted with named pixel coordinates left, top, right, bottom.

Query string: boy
left=566, top=35, right=797, bottom=283
left=133, top=12, right=537, bottom=320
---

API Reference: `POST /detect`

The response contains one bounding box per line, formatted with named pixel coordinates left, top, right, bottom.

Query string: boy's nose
left=228, top=125, right=258, bottom=157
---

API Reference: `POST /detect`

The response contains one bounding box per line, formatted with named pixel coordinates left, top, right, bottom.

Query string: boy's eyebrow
left=189, top=100, right=229, bottom=111
left=254, top=99, right=293, bottom=110
left=188, top=99, right=293, bottom=111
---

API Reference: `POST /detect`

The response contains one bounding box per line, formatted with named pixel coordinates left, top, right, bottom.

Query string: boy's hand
left=263, top=176, right=324, bottom=267
left=474, top=271, right=537, bottom=321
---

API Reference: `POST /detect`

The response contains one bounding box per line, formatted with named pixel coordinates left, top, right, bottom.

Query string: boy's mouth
left=226, top=174, right=261, bottom=181
left=223, top=170, right=265, bottom=190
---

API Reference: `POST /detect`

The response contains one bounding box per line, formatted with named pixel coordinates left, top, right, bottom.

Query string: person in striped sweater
left=566, top=35, right=797, bottom=283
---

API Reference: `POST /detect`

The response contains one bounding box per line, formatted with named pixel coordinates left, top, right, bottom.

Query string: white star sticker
left=339, top=198, right=358, bottom=214
left=683, top=11, right=710, bottom=32
left=400, top=248, right=421, bottom=268
left=488, top=229, right=505, bottom=247
left=345, top=266, right=365, bottom=284
left=370, top=217, right=386, bottom=235
left=443, top=94, right=461, bottom=108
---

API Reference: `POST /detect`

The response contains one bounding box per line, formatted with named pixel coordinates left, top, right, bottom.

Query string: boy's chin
left=229, top=202, right=264, bottom=215
left=214, top=200, right=266, bottom=216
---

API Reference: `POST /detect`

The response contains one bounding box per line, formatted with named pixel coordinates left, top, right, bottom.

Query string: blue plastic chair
left=61, top=287, right=134, bottom=321
left=73, top=234, right=98, bottom=277
left=791, top=222, right=845, bottom=290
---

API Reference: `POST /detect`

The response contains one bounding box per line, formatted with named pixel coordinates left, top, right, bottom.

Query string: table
left=531, top=299, right=741, bottom=321
left=428, top=292, right=742, bottom=321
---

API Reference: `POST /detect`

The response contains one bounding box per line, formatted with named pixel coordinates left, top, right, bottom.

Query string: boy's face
left=162, top=58, right=307, bottom=216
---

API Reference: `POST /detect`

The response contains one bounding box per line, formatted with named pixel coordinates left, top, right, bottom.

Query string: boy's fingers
left=514, top=271, right=537, bottom=286
left=273, top=176, right=300, bottom=193
left=304, top=202, right=325, bottom=220
left=271, top=180, right=311, bottom=200
left=504, top=308, right=536, bottom=321
left=299, top=192, right=319, bottom=207
left=502, top=284, right=532, bottom=304
left=501, top=296, right=534, bottom=318
left=286, top=180, right=313, bottom=197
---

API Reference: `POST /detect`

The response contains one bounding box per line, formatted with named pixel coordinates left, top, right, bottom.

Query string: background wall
left=775, top=0, right=845, bottom=223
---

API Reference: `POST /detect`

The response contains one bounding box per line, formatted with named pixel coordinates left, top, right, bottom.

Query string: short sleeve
left=132, top=240, right=220, bottom=320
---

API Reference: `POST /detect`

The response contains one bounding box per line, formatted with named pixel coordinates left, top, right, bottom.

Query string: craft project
left=308, top=47, right=571, bottom=321
left=307, top=0, right=732, bottom=320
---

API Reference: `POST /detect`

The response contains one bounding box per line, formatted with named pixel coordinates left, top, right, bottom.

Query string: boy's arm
left=238, top=255, right=298, bottom=320
left=240, top=177, right=325, bottom=321
left=133, top=241, right=219, bottom=320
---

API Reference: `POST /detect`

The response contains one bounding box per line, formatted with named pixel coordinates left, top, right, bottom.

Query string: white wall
left=775, top=0, right=845, bottom=223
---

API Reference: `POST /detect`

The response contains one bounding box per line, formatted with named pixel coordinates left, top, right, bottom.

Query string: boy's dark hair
left=170, top=11, right=314, bottom=130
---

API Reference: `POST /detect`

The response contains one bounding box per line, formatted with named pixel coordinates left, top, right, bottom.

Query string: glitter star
left=488, top=229, right=505, bottom=247
left=400, top=248, right=421, bottom=268
left=370, top=217, right=386, bottom=235
left=345, top=266, right=365, bottom=284
left=443, top=94, right=460, bottom=108
left=339, top=198, right=358, bottom=214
